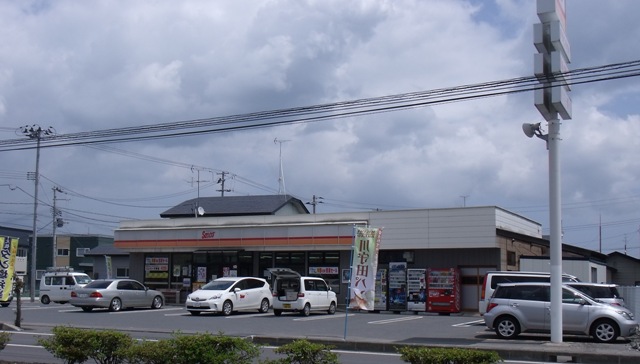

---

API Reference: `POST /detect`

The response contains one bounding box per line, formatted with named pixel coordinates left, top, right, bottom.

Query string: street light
left=20, top=124, right=55, bottom=302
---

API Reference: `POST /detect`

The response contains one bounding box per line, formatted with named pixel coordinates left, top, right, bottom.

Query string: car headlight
left=209, top=293, right=223, bottom=300
left=616, top=310, right=633, bottom=321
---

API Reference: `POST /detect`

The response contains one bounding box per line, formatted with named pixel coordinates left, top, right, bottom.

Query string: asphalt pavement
left=2, top=302, right=640, bottom=364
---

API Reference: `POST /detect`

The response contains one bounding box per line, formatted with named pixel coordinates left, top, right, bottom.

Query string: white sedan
left=185, top=277, right=271, bottom=316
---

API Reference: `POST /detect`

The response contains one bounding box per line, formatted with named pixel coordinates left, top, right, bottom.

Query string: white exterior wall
left=116, top=206, right=543, bottom=251
left=520, top=258, right=607, bottom=283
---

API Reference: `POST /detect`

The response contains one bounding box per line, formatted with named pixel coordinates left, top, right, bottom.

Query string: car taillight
left=70, top=292, right=77, bottom=297
left=481, top=277, right=487, bottom=300
left=297, top=293, right=305, bottom=298
left=89, top=292, right=103, bottom=298
left=486, top=302, right=498, bottom=312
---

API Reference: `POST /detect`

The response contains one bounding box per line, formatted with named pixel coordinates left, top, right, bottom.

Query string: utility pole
left=51, top=187, right=64, bottom=268
left=216, top=171, right=232, bottom=197
left=306, top=195, right=324, bottom=214
left=21, top=124, right=55, bottom=302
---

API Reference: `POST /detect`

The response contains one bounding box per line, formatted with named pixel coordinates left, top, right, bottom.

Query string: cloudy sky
left=1, top=0, right=639, bottom=257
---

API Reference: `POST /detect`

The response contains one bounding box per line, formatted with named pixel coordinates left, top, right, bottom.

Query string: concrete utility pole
left=216, top=171, right=232, bottom=197
left=21, top=124, right=55, bottom=302
left=306, top=195, right=324, bottom=214
left=51, top=186, right=64, bottom=268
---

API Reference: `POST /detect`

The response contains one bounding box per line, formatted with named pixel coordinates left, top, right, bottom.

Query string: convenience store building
left=114, top=195, right=548, bottom=311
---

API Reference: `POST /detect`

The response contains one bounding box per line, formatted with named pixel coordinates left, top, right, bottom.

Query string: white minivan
left=39, top=270, right=92, bottom=304
left=269, top=268, right=337, bottom=317
left=479, top=271, right=580, bottom=314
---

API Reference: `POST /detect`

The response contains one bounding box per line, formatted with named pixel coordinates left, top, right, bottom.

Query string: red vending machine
left=426, top=268, right=461, bottom=314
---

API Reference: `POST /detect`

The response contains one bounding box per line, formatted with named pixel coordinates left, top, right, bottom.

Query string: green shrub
left=263, top=339, right=339, bottom=364
left=38, top=326, right=133, bottom=364
left=161, top=332, right=260, bottom=364
left=398, top=346, right=502, bottom=364
left=121, top=339, right=176, bottom=364
left=0, top=331, right=10, bottom=350
left=38, top=326, right=92, bottom=364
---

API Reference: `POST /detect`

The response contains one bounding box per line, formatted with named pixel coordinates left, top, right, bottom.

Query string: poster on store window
left=407, top=268, right=426, bottom=311
left=373, top=268, right=388, bottom=311
left=388, top=262, right=407, bottom=311
left=348, top=227, right=382, bottom=310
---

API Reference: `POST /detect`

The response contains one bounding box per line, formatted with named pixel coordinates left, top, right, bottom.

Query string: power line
left=1, top=60, right=639, bottom=152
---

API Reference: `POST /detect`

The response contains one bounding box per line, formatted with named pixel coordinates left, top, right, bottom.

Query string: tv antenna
left=274, top=138, right=290, bottom=195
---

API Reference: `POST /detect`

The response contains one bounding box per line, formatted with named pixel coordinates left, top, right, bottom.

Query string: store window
left=259, top=252, right=273, bottom=279
left=144, top=253, right=170, bottom=288
left=308, top=252, right=340, bottom=294
left=238, top=251, right=253, bottom=277
left=170, top=253, right=192, bottom=290
left=275, top=252, right=305, bottom=274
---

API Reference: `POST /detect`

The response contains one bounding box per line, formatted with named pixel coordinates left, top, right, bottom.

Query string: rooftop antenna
left=274, top=137, right=290, bottom=195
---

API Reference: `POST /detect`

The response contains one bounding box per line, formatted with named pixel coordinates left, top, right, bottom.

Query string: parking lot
left=2, top=300, right=640, bottom=363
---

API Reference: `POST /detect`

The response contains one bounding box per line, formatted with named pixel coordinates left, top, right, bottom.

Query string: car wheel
left=301, top=303, right=311, bottom=317
left=40, top=295, right=50, bottom=305
left=81, top=307, right=93, bottom=312
left=189, top=311, right=200, bottom=316
left=327, top=302, right=336, bottom=315
left=222, top=300, right=233, bottom=316
left=591, top=319, right=619, bottom=343
left=1, top=303, right=9, bottom=308
left=274, top=309, right=283, bottom=316
left=151, top=295, right=163, bottom=309
left=259, top=298, right=270, bottom=313
left=109, top=297, right=122, bottom=312
left=495, top=316, right=520, bottom=339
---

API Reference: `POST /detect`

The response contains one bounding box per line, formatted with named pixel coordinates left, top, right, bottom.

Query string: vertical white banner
left=349, top=227, right=382, bottom=310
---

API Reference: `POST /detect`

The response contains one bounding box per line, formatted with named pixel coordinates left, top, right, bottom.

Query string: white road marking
left=368, top=316, right=423, bottom=324
left=452, top=319, right=485, bottom=327
left=293, top=314, right=355, bottom=321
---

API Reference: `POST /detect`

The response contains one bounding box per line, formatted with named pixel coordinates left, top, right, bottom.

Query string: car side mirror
left=234, top=287, right=241, bottom=293
left=578, top=298, right=587, bottom=305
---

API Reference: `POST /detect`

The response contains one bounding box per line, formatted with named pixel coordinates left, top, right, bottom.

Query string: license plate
left=193, top=302, right=200, bottom=307
left=283, top=304, right=291, bottom=309
left=77, top=293, right=88, bottom=298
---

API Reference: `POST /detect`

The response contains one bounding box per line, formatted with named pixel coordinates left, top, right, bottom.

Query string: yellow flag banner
left=349, top=227, right=382, bottom=310
left=0, top=237, right=19, bottom=301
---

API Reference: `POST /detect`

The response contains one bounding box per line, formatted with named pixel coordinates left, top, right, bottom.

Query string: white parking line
left=368, top=316, right=423, bottom=325
left=452, top=319, right=485, bottom=327
left=224, top=313, right=271, bottom=319
left=293, top=314, right=355, bottom=321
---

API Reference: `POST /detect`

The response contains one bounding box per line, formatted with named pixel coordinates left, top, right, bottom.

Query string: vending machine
left=407, top=268, right=426, bottom=312
left=388, top=262, right=407, bottom=312
left=373, top=268, right=388, bottom=312
left=426, top=268, right=461, bottom=313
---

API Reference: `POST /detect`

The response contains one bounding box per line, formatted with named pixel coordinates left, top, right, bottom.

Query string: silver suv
left=484, top=282, right=638, bottom=343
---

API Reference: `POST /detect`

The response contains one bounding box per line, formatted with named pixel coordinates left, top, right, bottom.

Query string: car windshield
left=201, top=280, right=234, bottom=291
left=84, top=280, right=113, bottom=289
left=75, top=275, right=92, bottom=284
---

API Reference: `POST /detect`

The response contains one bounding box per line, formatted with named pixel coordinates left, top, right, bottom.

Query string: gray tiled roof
left=160, top=194, right=309, bottom=218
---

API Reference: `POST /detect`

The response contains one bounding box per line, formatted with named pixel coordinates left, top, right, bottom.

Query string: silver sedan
left=70, top=279, right=164, bottom=312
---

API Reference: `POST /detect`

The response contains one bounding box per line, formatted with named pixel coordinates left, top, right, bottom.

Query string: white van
left=478, top=271, right=579, bottom=314
left=39, top=269, right=92, bottom=304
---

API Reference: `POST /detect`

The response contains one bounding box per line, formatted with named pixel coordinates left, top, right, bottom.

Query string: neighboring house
left=607, top=251, right=640, bottom=286
left=36, top=234, right=114, bottom=279
left=85, top=244, right=130, bottom=280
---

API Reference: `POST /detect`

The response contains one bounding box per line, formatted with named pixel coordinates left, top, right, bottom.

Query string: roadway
left=1, top=301, right=639, bottom=363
